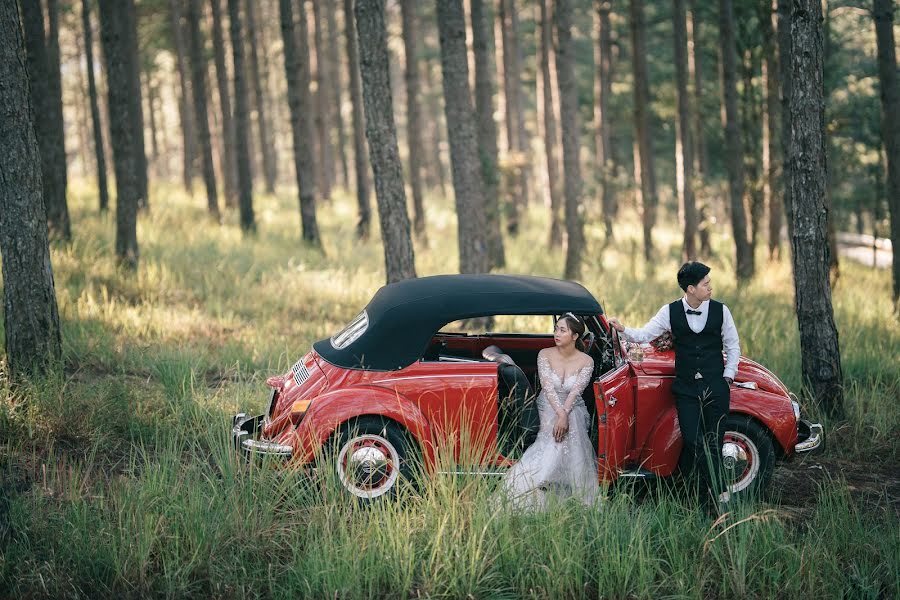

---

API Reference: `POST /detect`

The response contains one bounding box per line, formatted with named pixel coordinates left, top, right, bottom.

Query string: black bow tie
left=686, top=309, right=702, bottom=315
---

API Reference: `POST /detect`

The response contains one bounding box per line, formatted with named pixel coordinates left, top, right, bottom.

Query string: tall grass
left=1, top=182, right=898, bottom=598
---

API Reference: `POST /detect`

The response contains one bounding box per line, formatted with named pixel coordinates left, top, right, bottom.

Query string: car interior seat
left=482, top=345, right=539, bottom=457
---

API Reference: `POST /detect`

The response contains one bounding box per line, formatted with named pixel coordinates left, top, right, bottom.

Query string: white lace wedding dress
left=497, top=355, right=600, bottom=511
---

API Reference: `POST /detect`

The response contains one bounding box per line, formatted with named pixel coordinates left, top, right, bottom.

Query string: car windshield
left=331, top=310, right=369, bottom=349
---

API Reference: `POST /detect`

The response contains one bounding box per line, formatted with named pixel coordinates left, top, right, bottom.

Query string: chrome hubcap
left=722, top=431, right=760, bottom=493
left=337, top=434, right=399, bottom=499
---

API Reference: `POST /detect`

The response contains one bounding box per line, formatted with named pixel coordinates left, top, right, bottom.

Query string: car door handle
left=607, top=396, right=617, bottom=407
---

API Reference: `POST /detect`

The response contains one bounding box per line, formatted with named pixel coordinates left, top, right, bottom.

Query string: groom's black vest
left=669, top=299, right=725, bottom=382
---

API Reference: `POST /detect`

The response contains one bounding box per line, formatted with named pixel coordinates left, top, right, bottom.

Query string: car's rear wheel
left=721, top=415, right=775, bottom=498
left=330, top=417, right=416, bottom=500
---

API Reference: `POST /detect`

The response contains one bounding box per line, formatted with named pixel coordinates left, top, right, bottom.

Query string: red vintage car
left=232, top=274, right=822, bottom=500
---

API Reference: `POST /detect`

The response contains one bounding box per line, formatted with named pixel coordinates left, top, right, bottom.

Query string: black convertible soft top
left=313, top=274, right=603, bottom=371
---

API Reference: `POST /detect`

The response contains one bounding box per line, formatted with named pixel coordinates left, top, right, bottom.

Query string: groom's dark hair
left=677, top=261, right=711, bottom=291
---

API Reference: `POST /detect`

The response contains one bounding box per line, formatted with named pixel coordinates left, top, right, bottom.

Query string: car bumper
left=794, top=419, right=823, bottom=453
left=232, top=412, right=293, bottom=458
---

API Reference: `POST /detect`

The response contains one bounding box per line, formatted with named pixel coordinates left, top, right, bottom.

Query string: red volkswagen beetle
left=232, top=274, right=822, bottom=499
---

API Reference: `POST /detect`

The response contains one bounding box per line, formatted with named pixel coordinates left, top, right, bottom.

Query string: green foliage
left=1, top=183, right=898, bottom=597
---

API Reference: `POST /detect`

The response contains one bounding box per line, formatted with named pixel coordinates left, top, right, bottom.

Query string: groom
left=608, top=262, right=741, bottom=508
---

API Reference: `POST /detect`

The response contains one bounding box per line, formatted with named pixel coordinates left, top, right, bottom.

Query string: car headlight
left=790, top=397, right=801, bottom=421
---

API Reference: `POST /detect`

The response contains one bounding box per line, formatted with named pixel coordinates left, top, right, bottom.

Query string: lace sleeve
left=562, top=360, right=594, bottom=413
left=537, top=354, right=564, bottom=411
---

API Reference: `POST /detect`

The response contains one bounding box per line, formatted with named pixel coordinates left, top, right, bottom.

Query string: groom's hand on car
left=607, top=317, right=625, bottom=333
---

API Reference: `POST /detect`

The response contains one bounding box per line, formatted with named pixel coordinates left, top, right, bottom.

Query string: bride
left=497, top=313, right=600, bottom=510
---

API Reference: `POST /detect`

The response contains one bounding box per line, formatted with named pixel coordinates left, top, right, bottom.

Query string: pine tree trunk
left=629, top=0, right=658, bottom=262
left=245, top=0, right=277, bottom=194
left=556, top=0, right=584, bottom=280
left=542, top=0, right=563, bottom=248
left=21, top=0, right=71, bottom=242
left=423, top=32, right=449, bottom=197
left=595, top=0, right=615, bottom=243
left=311, top=0, right=333, bottom=199
left=171, top=0, right=196, bottom=192
left=741, top=49, right=764, bottom=254
left=355, top=0, right=417, bottom=283
left=719, top=0, right=754, bottom=281
left=187, top=0, right=220, bottom=220
left=82, top=0, right=110, bottom=213
left=98, top=0, right=140, bottom=268
left=0, top=1, right=62, bottom=377
left=344, top=0, right=371, bottom=238
left=144, top=70, right=160, bottom=169
left=325, top=0, right=349, bottom=189
left=45, top=0, right=72, bottom=238
left=210, top=0, right=237, bottom=207
left=471, top=0, right=505, bottom=266
left=789, top=0, right=844, bottom=420
left=760, top=0, right=782, bottom=260
left=873, top=0, right=900, bottom=306
left=229, top=0, right=255, bottom=232
left=436, top=0, right=490, bottom=274
left=123, top=0, right=148, bottom=209
left=673, top=0, right=697, bottom=261
left=401, top=0, right=429, bottom=244
left=498, top=0, right=524, bottom=234
left=777, top=0, right=794, bottom=251
left=688, top=0, right=708, bottom=179
left=280, top=0, right=320, bottom=245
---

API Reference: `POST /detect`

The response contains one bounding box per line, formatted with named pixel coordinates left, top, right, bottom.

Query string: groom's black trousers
left=671, top=376, right=731, bottom=502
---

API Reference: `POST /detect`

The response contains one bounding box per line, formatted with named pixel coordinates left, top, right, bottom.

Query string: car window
left=439, top=314, right=556, bottom=336
left=330, top=310, right=369, bottom=349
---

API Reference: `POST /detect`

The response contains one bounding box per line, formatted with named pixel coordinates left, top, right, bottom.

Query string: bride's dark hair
left=560, top=313, right=586, bottom=352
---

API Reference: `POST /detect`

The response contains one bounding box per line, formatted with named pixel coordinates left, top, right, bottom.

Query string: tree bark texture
left=345, top=0, right=371, bottom=238
left=187, top=0, right=220, bottom=220
left=595, top=0, right=616, bottom=242
left=556, top=0, right=584, bottom=280
left=245, top=0, right=277, bottom=194
left=873, top=0, right=900, bottom=306
left=688, top=0, right=708, bottom=178
left=45, top=0, right=71, bottom=237
left=98, top=0, right=140, bottom=267
left=81, top=0, right=110, bottom=213
left=789, top=0, right=844, bottom=419
left=777, top=0, right=794, bottom=249
left=629, top=0, right=658, bottom=262
left=311, top=0, right=333, bottom=200
left=279, top=0, right=320, bottom=245
left=471, top=0, right=505, bottom=267
left=325, top=0, right=349, bottom=188
left=760, top=0, right=782, bottom=260
left=436, top=0, right=490, bottom=274
left=0, top=0, right=62, bottom=376
left=741, top=49, right=764, bottom=254
left=21, top=0, right=70, bottom=241
left=673, top=0, right=697, bottom=260
left=498, top=0, right=525, bottom=234
left=210, top=0, right=237, bottom=206
left=123, top=0, right=148, bottom=209
left=542, top=0, right=563, bottom=248
left=229, top=0, right=255, bottom=232
left=719, top=0, right=754, bottom=280
left=355, top=0, right=417, bottom=283
left=401, top=0, right=429, bottom=244
left=171, top=0, right=196, bottom=192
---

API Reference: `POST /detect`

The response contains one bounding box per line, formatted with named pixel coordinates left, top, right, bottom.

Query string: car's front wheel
left=721, top=415, right=776, bottom=498
left=329, top=417, right=416, bottom=501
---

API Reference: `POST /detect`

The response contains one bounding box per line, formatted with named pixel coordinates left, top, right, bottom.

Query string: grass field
left=1, top=182, right=898, bottom=598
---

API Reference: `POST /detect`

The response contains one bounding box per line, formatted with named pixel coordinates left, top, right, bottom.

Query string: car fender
left=729, top=387, right=798, bottom=455
left=289, top=385, right=435, bottom=467
left=640, top=387, right=798, bottom=473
